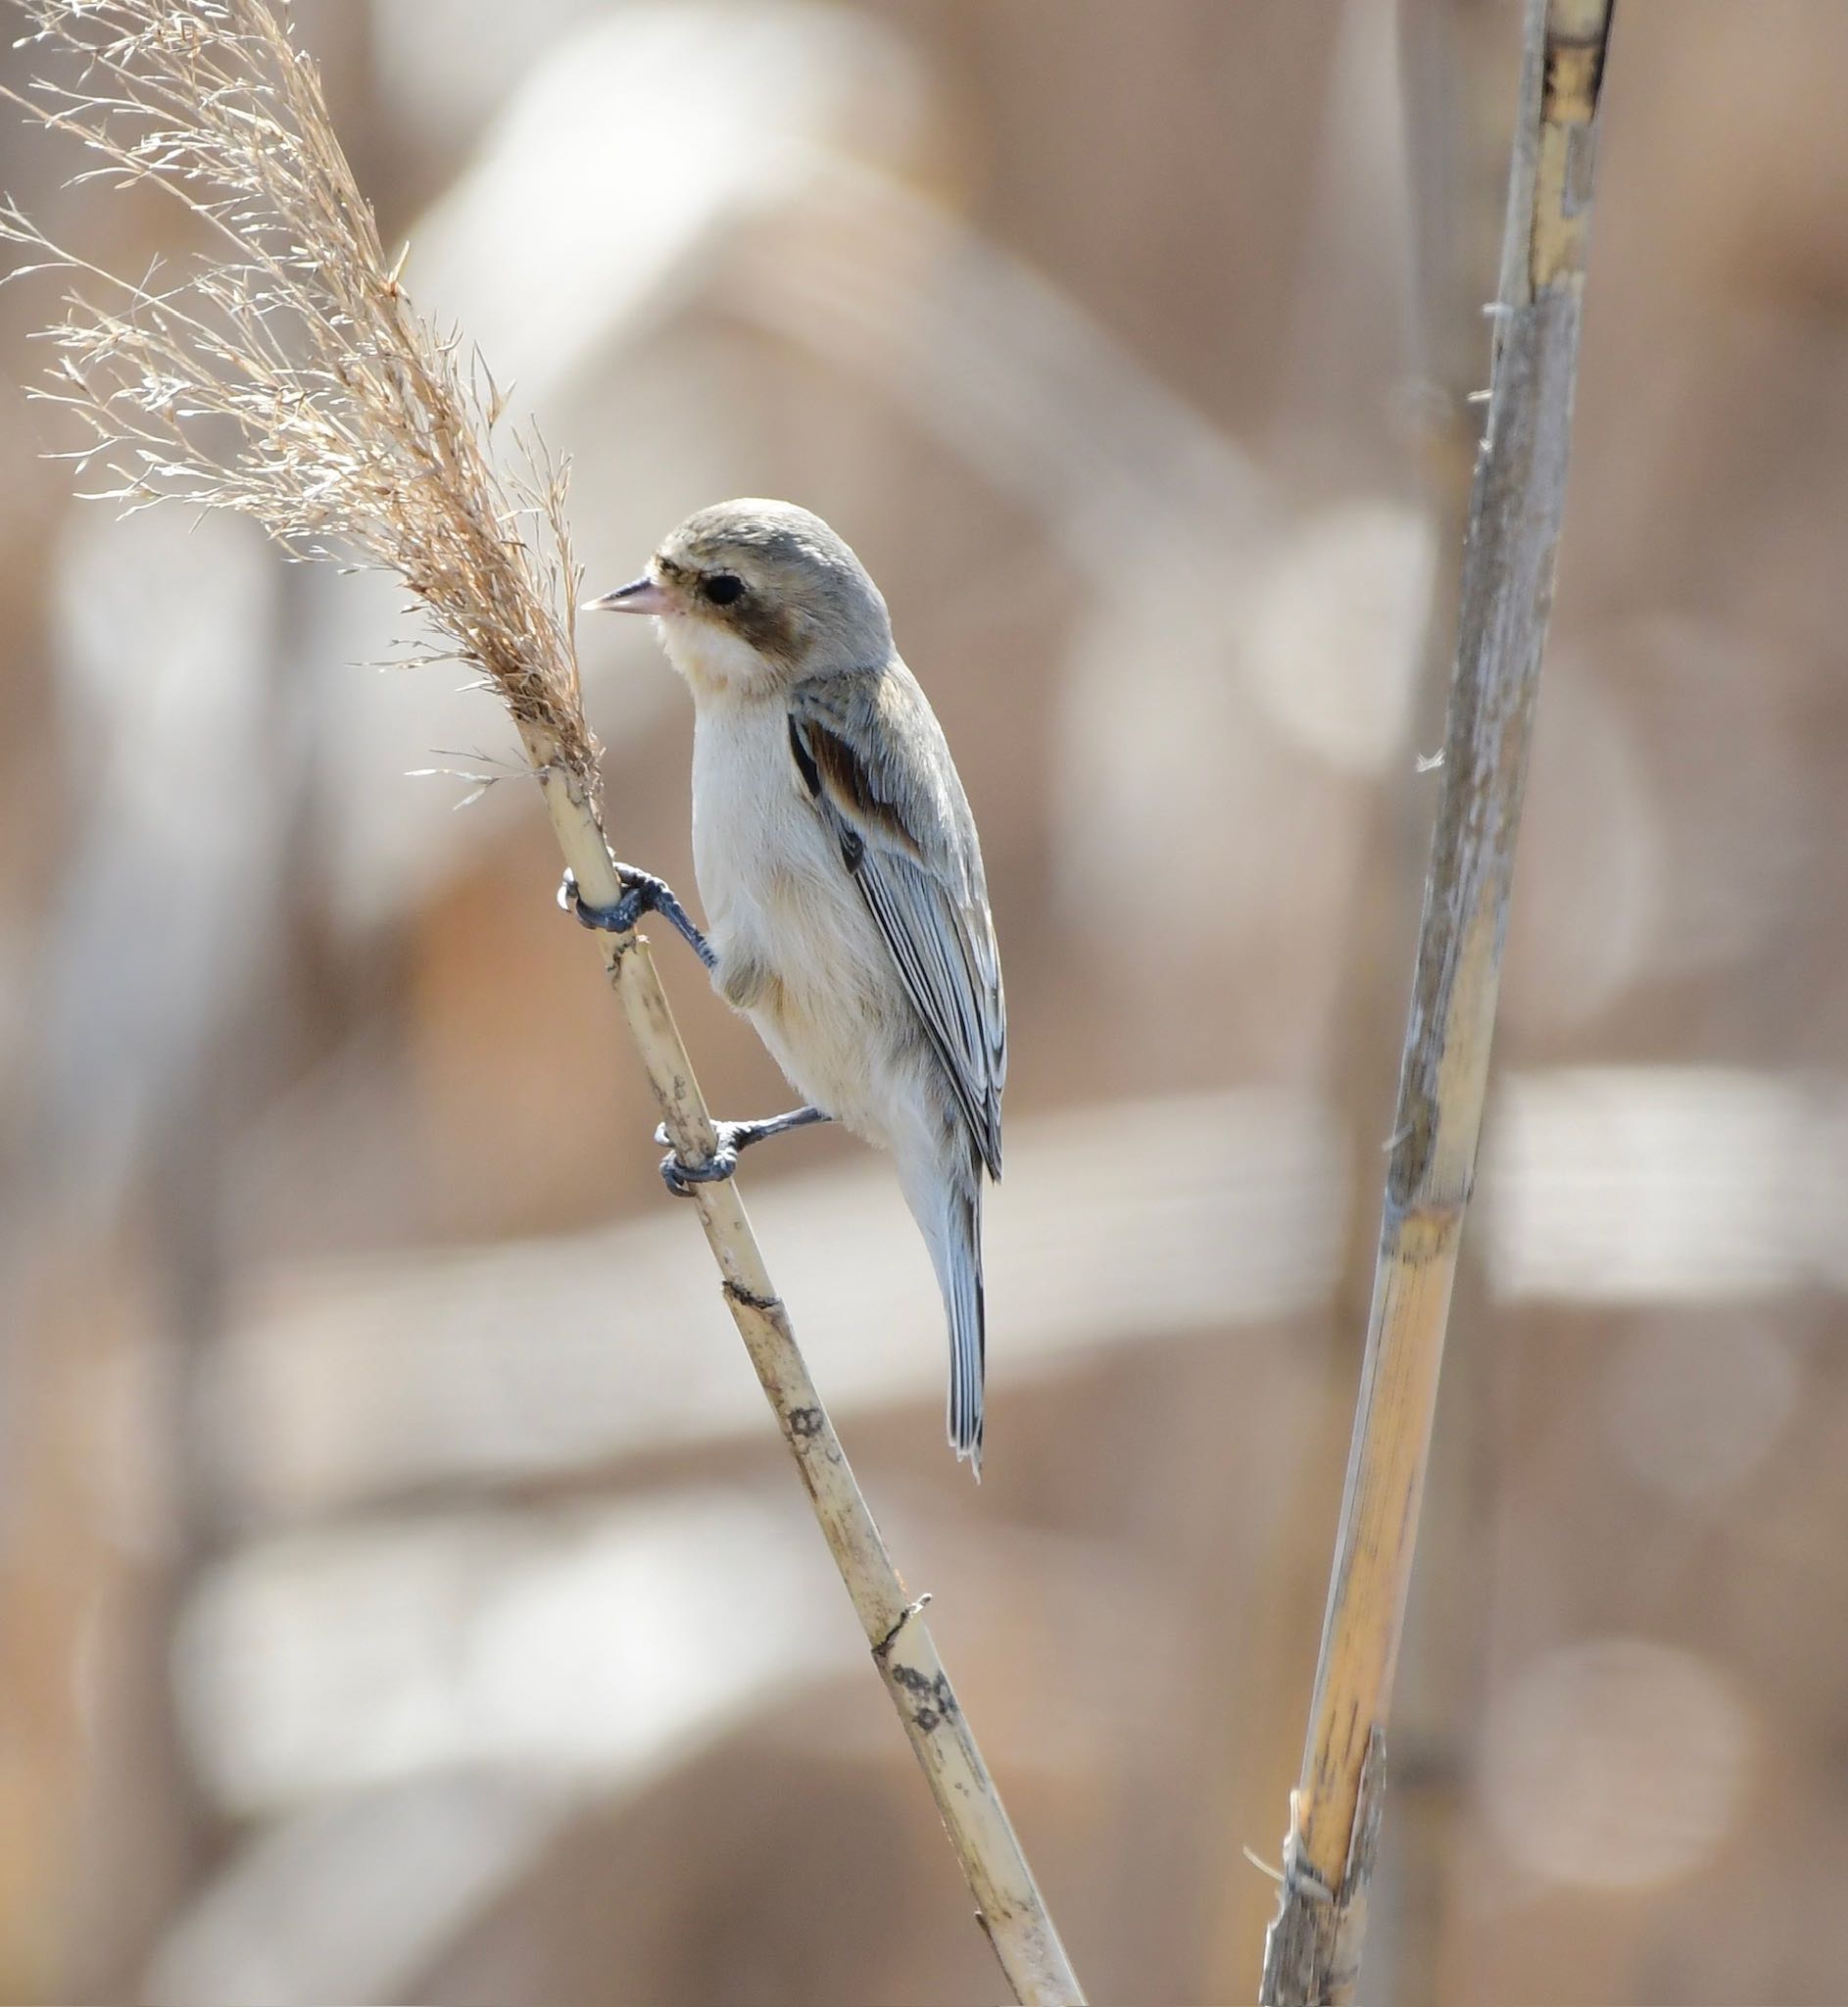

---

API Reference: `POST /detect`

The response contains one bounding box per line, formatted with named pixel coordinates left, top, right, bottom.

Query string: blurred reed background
left=3, top=1, right=1848, bottom=2002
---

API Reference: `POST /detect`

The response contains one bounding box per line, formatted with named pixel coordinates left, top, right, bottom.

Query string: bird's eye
left=702, top=571, right=746, bottom=607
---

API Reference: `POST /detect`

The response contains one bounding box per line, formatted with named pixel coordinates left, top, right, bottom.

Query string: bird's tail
left=902, top=1154, right=987, bottom=1477
left=938, top=1177, right=987, bottom=1477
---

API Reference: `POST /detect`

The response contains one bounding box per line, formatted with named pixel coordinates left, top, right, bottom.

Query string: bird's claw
left=655, top=1117, right=772, bottom=1197
left=558, top=865, right=654, bottom=936
left=557, top=865, right=717, bottom=969
left=651, top=1109, right=826, bottom=1197
left=658, top=1131, right=742, bottom=1199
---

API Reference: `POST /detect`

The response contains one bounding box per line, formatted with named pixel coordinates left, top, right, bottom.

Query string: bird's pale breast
left=690, top=699, right=923, bottom=1150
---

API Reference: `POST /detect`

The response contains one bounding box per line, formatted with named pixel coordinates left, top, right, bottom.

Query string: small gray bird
left=565, top=499, right=1005, bottom=1472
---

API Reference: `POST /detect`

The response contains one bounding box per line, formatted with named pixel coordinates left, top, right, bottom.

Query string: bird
left=562, top=499, right=1006, bottom=1473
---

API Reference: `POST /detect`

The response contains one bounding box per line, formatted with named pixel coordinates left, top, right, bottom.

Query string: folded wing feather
left=788, top=672, right=1005, bottom=1178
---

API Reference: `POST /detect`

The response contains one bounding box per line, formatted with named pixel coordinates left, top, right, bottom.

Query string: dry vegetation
left=2, top=0, right=598, bottom=786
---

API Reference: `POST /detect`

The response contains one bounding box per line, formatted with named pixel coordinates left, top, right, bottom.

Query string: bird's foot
left=653, top=1107, right=831, bottom=1198
left=558, top=866, right=715, bottom=969
left=655, top=1120, right=746, bottom=1199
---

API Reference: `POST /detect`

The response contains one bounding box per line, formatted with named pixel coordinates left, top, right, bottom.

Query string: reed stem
left=1259, top=5, right=1619, bottom=1999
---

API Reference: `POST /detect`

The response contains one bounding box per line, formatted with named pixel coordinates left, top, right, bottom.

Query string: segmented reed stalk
left=1258, top=5, right=1618, bottom=2002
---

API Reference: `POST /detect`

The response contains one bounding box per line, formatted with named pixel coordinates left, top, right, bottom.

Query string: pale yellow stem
left=1260, top=4, right=1618, bottom=2000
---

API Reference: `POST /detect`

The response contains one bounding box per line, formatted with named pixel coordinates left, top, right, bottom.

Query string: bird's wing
left=788, top=668, right=1005, bottom=1178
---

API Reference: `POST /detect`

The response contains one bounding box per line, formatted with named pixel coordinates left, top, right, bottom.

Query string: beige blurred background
left=3, top=1, right=1847, bottom=2001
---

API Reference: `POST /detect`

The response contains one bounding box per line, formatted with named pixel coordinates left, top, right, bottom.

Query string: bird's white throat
left=657, top=614, right=775, bottom=704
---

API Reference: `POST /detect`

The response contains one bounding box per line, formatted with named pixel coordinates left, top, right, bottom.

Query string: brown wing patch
left=790, top=714, right=924, bottom=861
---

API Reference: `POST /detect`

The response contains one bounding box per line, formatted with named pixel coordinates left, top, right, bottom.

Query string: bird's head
left=586, top=498, right=893, bottom=699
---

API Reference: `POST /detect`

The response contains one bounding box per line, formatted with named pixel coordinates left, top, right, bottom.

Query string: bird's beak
left=583, top=574, right=672, bottom=615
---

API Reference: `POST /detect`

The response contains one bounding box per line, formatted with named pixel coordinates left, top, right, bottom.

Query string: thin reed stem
left=1259, top=4, right=1619, bottom=2001
left=1, top=4, right=1082, bottom=1998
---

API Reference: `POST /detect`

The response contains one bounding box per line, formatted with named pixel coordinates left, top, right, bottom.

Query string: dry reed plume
left=1, top=4, right=1083, bottom=2000
left=3, top=0, right=597, bottom=784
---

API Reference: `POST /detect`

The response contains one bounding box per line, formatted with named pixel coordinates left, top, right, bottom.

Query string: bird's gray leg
left=559, top=865, right=716, bottom=971
left=654, top=1106, right=831, bottom=1198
